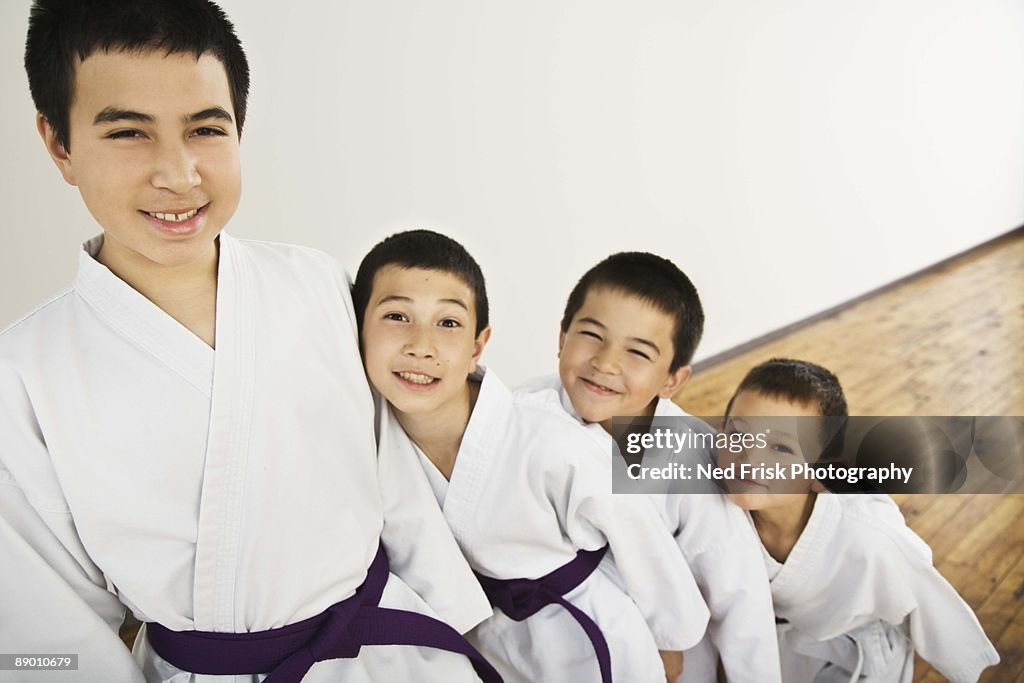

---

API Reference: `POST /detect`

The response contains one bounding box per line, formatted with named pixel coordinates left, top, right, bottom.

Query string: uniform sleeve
left=559, top=436, right=711, bottom=651
left=0, top=368, right=144, bottom=682
left=376, top=397, right=494, bottom=634
left=882, top=552, right=999, bottom=681
left=859, top=508, right=1000, bottom=683
left=330, top=256, right=492, bottom=634
left=680, top=500, right=781, bottom=683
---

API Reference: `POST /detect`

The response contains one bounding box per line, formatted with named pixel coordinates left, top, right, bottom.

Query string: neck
left=97, top=238, right=219, bottom=303
left=598, top=396, right=658, bottom=435
left=97, top=236, right=220, bottom=347
left=751, top=493, right=817, bottom=563
left=394, top=380, right=481, bottom=480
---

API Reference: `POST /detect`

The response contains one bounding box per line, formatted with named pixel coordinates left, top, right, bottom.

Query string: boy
left=720, top=358, right=999, bottom=682
left=2, top=2, right=495, bottom=681
left=518, top=252, right=781, bottom=683
left=353, top=230, right=710, bottom=683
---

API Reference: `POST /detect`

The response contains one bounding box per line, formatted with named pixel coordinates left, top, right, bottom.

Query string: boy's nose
left=403, top=328, right=437, bottom=359
left=151, top=141, right=201, bottom=194
left=589, top=348, right=620, bottom=375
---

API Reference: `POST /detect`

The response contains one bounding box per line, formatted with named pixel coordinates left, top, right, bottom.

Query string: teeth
left=398, top=371, right=436, bottom=385
left=148, top=208, right=198, bottom=222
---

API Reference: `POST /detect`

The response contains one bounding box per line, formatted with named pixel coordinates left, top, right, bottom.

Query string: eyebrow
left=577, top=316, right=660, bottom=355
left=187, top=107, right=234, bottom=124
left=375, top=295, right=469, bottom=311
left=93, top=106, right=234, bottom=126
left=93, top=108, right=153, bottom=125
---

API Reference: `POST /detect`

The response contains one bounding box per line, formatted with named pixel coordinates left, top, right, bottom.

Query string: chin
left=725, top=491, right=765, bottom=511
left=568, top=398, right=603, bottom=424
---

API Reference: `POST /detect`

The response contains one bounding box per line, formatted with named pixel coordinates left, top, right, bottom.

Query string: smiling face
left=39, top=49, right=241, bottom=273
left=719, top=390, right=824, bottom=511
left=558, top=286, right=691, bottom=433
left=361, top=266, right=490, bottom=422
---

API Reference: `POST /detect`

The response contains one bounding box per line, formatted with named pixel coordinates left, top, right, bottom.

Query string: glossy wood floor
left=677, top=228, right=1024, bottom=682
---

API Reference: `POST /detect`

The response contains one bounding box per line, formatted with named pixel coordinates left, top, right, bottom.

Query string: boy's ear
left=37, top=114, right=77, bottom=186
left=658, top=364, right=692, bottom=399
left=557, top=330, right=566, bottom=357
left=469, top=325, right=492, bottom=373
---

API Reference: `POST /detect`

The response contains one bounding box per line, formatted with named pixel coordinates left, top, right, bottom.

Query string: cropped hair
left=725, top=357, right=848, bottom=464
left=353, top=230, right=490, bottom=336
left=25, top=0, right=250, bottom=152
left=560, top=252, right=704, bottom=371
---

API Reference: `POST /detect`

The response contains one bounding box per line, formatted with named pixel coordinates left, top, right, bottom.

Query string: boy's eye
left=438, top=319, right=461, bottom=329
left=191, top=127, right=227, bottom=137
left=106, top=129, right=145, bottom=140
left=772, top=443, right=794, bottom=454
left=383, top=312, right=408, bottom=322
left=580, top=330, right=602, bottom=341
left=628, top=349, right=652, bottom=361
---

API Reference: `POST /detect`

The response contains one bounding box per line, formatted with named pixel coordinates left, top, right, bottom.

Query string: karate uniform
left=763, top=493, right=999, bottom=683
left=517, top=375, right=781, bottom=683
left=379, top=369, right=710, bottom=683
left=0, top=234, right=492, bottom=682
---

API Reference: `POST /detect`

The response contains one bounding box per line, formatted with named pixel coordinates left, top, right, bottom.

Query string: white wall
left=2, top=0, right=1022, bottom=383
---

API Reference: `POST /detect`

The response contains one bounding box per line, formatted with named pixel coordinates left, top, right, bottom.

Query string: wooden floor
left=676, top=228, right=1024, bottom=682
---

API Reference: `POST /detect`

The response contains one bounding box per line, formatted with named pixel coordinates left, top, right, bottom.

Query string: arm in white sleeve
left=683, top=511, right=781, bottom=683
left=376, top=398, right=493, bottom=634
left=560, top=443, right=710, bottom=651
left=334, top=258, right=492, bottom=634
left=0, top=371, right=143, bottom=683
left=883, top=545, right=999, bottom=682
left=854, top=502, right=999, bottom=683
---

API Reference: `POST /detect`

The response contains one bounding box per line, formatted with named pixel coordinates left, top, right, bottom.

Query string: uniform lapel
left=191, top=232, right=257, bottom=631
left=73, top=236, right=215, bottom=397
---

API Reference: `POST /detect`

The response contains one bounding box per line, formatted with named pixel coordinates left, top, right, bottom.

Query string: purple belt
left=474, top=545, right=611, bottom=683
left=147, top=544, right=502, bottom=683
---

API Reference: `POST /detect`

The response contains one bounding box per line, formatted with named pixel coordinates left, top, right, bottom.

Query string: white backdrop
left=2, top=0, right=1022, bottom=383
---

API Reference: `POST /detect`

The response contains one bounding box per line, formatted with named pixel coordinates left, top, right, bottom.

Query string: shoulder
left=479, top=370, right=606, bottom=461
left=656, top=397, right=689, bottom=417
left=230, top=235, right=343, bottom=274
left=227, top=236, right=356, bottom=313
left=833, top=494, right=934, bottom=566
left=0, top=288, right=77, bottom=359
left=511, top=389, right=606, bottom=458
left=513, top=373, right=562, bottom=394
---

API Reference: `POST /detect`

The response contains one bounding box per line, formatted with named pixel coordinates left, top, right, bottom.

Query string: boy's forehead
left=576, top=286, right=675, bottom=336
left=71, top=49, right=231, bottom=114
left=370, top=265, right=476, bottom=307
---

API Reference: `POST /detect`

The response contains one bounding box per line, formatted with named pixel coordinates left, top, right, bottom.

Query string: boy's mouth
left=139, top=203, right=209, bottom=235
left=580, top=377, right=621, bottom=396
left=143, top=208, right=199, bottom=222
left=395, top=370, right=439, bottom=389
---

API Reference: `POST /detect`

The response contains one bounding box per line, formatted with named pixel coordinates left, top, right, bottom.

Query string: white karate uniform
left=763, top=493, right=999, bottom=683
left=0, top=234, right=492, bottom=683
left=379, top=368, right=710, bottom=683
left=516, top=374, right=781, bottom=683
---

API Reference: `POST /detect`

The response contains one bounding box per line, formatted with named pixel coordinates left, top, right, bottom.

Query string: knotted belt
left=474, top=545, right=611, bottom=683
left=147, top=544, right=502, bottom=683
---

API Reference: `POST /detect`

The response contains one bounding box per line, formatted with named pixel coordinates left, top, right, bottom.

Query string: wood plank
left=676, top=230, right=1024, bottom=681
left=981, top=619, right=1024, bottom=682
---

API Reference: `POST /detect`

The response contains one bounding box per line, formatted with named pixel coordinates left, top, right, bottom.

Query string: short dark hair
left=25, top=0, right=250, bottom=152
left=353, top=230, right=490, bottom=336
left=560, top=252, right=704, bottom=371
left=726, top=358, right=848, bottom=419
left=725, top=357, right=848, bottom=463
